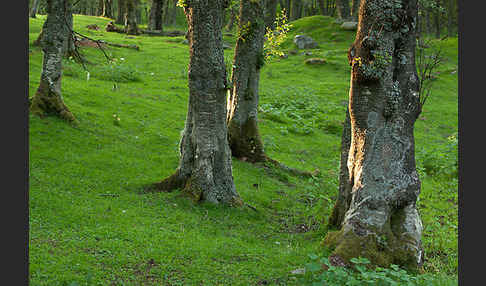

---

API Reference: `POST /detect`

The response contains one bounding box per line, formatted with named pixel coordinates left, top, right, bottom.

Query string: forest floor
left=28, top=14, right=458, bottom=285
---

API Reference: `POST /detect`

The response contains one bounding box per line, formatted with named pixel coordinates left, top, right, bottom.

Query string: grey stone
left=305, top=58, right=326, bottom=65
left=293, top=35, right=319, bottom=50
left=341, top=21, right=358, bottom=31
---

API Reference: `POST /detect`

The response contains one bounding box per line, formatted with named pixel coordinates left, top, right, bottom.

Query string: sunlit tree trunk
left=30, top=0, right=77, bottom=124
left=227, top=0, right=267, bottom=163
left=323, top=0, right=424, bottom=271
left=150, top=0, right=242, bottom=205
left=102, top=0, right=114, bottom=18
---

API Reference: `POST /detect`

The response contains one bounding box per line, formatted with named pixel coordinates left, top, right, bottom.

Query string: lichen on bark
left=148, top=0, right=241, bottom=206
left=30, top=0, right=77, bottom=124
left=323, top=0, right=424, bottom=272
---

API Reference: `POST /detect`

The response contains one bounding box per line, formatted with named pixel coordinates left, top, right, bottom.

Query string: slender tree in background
left=323, top=0, right=424, bottom=271
left=148, top=0, right=164, bottom=31
left=264, top=0, right=278, bottom=31
left=149, top=0, right=242, bottom=205
left=125, top=0, right=139, bottom=35
left=335, top=0, right=350, bottom=20
left=351, top=0, right=361, bottom=21
left=30, top=0, right=77, bottom=124
left=102, top=0, right=114, bottom=18
left=290, top=0, right=303, bottom=21
left=30, top=0, right=41, bottom=18
left=116, top=0, right=126, bottom=24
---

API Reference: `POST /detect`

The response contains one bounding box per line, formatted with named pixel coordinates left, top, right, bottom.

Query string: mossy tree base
left=30, top=82, right=78, bottom=124
left=322, top=216, right=424, bottom=273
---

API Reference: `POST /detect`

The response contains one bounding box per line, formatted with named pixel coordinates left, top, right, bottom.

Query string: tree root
left=263, top=156, right=319, bottom=178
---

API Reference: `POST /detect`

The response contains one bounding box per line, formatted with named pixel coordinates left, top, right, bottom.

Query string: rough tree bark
left=227, top=0, right=267, bottom=163
left=116, top=0, right=126, bottom=24
left=125, top=0, right=140, bottom=35
left=30, top=0, right=77, bottom=124
left=102, top=0, right=114, bottom=18
left=335, top=0, right=351, bottom=20
left=148, top=0, right=164, bottom=31
left=323, top=0, right=424, bottom=271
left=149, top=0, right=242, bottom=206
left=30, top=0, right=41, bottom=18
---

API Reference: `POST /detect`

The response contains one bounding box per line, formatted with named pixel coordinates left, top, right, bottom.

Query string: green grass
left=29, top=14, right=458, bottom=285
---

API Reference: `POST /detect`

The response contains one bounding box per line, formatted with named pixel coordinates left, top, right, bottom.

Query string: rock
left=280, top=53, right=288, bottom=59
left=341, top=21, right=358, bottom=31
left=289, top=49, right=298, bottom=55
left=181, top=39, right=189, bottom=45
left=293, top=35, right=319, bottom=50
left=301, top=51, right=313, bottom=56
left=334, top=18, right=345, bottom=24
left=290, top=268, right=305, bottom=275
left=305, top=58, right=326, bottom=65
left=86, top=24, right=100, bottom=30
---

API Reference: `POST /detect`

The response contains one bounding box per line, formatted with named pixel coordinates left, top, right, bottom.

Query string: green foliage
left=296, top=254, right=458, bottom=286
left=92, top=58, right=142, bottom=83
left=263, top=9, right=292, bottom=60
left=417, top=132, right=457, bottom=178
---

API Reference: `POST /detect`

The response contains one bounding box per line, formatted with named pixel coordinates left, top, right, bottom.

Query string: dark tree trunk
left=125, top=0, right=139, bottom=35
left=97, top=0, right=104, bottom=15
left=433, top=4, right=441, bottom=38
left=150, top=0, right=242, bottom=205
left=169, top=0, right=177, bottom=25
left=335, top=0, right=350, bottom=20
left=317, top=0, right=327, bottom=15
left=148, top=0, right=164, bottom=31
left=285, top=0, right=291, bottom=18
left=102, top=0, right=114, bottom=18
left=323, top=0, right=423, bottom=271
left=425, top=7, right=432, bottom=36
left=116, top=0, right=126, bottom=24
left=135, top=0, right=142, bottom=24
left=445, top=0, right=454, bottom=36
left=264, top=0, right=278, bottom=31
left=351, top=0, right=361, bottom=21
left=30, top=0, right=77, bottom=124
left=227, top=0, right=267, bottom=163
left=30, top=0, right=41, bottom=18
left=290, top=0, right=303, bottom=21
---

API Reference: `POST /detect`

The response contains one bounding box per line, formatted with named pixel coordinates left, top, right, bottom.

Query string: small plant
left=263, top=9, right=292, bottom=60
left=93, top=59, right=141, bottom=83
left=295, top=253, right=457, bottom=286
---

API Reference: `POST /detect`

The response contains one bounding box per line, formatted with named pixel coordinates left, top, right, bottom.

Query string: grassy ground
left=29, top=14, right=458, bottom=285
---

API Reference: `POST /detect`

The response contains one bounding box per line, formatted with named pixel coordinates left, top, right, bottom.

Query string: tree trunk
left=290, top=0, right=303, bottom=21
left=30, top=0, right=41, bottom=18
left=227, top=0, right=267, bottom=163
left=116, top=0, right=126, bottom=24
left=30, top=0, right=77, bottom=124
left=317, top=0, right=326, bottom=15
left=433, top=4, right=441, bottom=38
left=335, top=0, right=350, bottom=20
left=150, top=0, right=242, bottom=205
left=323, top=0, right=423, bottom=271
left=446, top=0, right=454, bottom=36
left=102, top=0, right=114, bottom=18
left=264, top=0, right=278, bottom=31
left=351, top=0, right=361, bottom=21
left=148, top=0, right=164, bottom=31
left=125, top=0, right=139, bottom=35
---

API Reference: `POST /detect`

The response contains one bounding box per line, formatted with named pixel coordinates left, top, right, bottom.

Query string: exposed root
left=264, top=156, right=319, bottom=178
left=29, top=88, right=78, bottom=125
left=144, top=170, right=186, bottom=193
